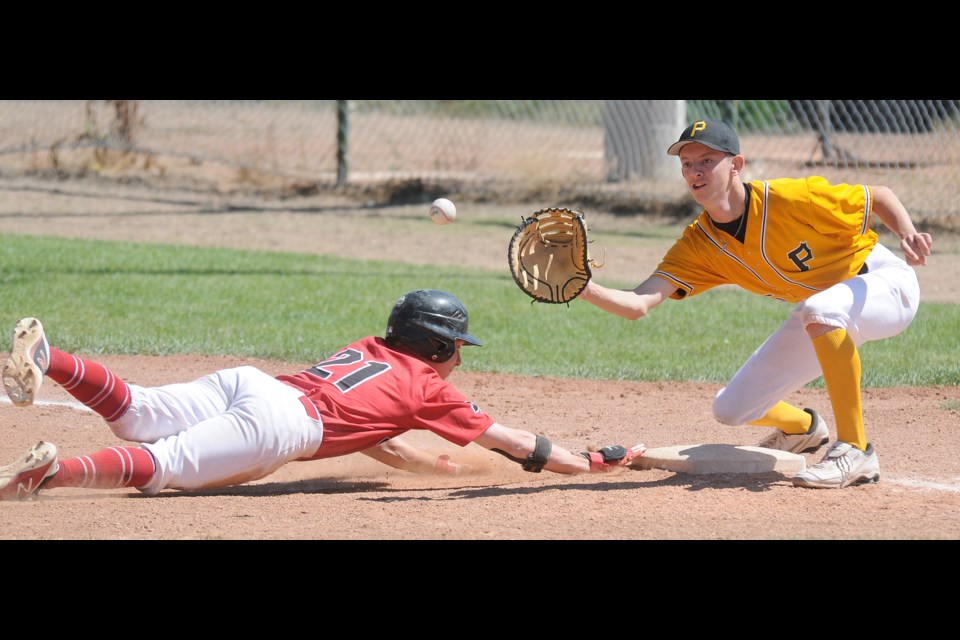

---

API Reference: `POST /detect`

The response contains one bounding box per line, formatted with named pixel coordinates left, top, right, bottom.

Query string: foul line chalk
left=0, top=396, right=93, bottom=412
left=886, top=478, right=960, bottom=493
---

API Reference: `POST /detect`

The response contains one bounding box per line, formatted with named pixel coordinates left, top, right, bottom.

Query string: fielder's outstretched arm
left=579, top=276, right=675, bottom=321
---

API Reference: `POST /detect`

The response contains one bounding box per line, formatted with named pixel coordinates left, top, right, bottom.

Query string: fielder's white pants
left=713, top=243, right=921, bottom=425
left=109, top=365, right=324, bottom=494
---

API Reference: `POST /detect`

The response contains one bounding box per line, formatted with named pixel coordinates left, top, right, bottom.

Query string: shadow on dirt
left=142, top=477, right=393, bottom=498
left=137, top=470, right=791, bottom=500
left=437, top=472, right=792, bottom=498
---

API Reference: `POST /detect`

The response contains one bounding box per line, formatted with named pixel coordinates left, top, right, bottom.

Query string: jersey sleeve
left=415, top=376, right=495, bottom=446
left=800, top=176, right=873, bottom=237
left=652, top=220, right=728, bottom=300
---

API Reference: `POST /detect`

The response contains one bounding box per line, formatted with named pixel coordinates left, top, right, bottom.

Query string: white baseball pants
left=108, top=365, right=324, bottom=494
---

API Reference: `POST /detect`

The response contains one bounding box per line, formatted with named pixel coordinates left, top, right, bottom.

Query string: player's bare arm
left=474, top=422, right=591, bottom=474
left=472, top=422, right=642, bottom=474
left=871, top=184, right=933, bottom=266
left=360, top=436, right=473, bottom=476
left=360, top=436, right=438, bottom=473
left=579, top=276, right=675, bottom=321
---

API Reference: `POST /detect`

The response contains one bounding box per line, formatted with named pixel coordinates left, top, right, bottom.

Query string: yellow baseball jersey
left=654, top=177, right=878, bottom=304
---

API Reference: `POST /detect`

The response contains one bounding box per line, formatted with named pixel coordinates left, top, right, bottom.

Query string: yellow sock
left=811, top=328, right=867, bottom=450
left=749, top=402, right=811, bottom=434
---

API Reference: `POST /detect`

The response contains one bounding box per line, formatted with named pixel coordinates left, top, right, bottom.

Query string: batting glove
left=581, top=443, right=646, bottom=472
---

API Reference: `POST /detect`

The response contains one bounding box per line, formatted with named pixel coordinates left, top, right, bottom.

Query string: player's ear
left=731, top=154, right=746, bottom=174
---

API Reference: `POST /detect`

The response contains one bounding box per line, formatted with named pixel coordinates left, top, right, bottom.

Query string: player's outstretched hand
left=901, top=232, right=933, bottom=266
left=581, top=443, right=646, bottom=472
left=435, top=454, right=475, bottom=476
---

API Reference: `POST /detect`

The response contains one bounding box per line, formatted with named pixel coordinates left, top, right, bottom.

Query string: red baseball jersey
left=277, top=336, right=495, bottom=459
left=654, top=177, right=878, bottom=304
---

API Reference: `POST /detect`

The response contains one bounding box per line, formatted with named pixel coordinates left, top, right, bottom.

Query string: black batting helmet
left=385, top=289, right=483, bottom=363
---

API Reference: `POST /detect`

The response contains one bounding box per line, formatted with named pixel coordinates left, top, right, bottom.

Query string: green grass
left=2, top=233, right=957, bottom=387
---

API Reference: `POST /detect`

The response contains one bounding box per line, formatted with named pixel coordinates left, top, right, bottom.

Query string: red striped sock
left=45, top=446, right=156, bottom=490
left=46, top=347, right=132, bottom=422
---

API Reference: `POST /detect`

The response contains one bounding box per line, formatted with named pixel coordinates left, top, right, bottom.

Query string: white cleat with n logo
left=0, top=441, right=59, bottom=501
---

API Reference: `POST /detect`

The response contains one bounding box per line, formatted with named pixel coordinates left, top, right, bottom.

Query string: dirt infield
left=1, top=178, right=959, bottom=540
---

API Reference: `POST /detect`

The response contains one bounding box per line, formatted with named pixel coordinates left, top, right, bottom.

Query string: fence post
left=814, top=99, right=837, bottom=161
left=336, top=100, right=348, bottom=187
left=604, top=100, right=686, bottom=182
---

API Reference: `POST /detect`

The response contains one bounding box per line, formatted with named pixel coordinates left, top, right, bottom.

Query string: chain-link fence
left=1, top=100, right=957, bottom=228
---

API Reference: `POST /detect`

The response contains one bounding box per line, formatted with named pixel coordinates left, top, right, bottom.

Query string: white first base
left=629, top=444, right=806, bottom=475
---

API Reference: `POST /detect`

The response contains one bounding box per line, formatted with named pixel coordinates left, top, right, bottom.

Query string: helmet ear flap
left=430, top=337, right=454, bottom=362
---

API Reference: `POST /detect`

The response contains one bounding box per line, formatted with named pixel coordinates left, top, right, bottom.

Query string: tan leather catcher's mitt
left=508, top=207, right=596, bottom=304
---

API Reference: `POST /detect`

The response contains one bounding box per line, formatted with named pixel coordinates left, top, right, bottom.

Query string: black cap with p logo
left=667, top=118, right=740, bottom=156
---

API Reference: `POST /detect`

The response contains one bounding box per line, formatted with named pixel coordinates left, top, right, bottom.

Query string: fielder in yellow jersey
left=580, top=117, right=933, bottom=489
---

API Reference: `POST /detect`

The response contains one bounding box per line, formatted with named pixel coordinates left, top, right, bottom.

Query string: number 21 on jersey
left=307, top=348, right=391, bottom=393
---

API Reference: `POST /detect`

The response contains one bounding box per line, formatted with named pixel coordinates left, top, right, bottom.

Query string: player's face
left=678, top=144, right=736, bottom=206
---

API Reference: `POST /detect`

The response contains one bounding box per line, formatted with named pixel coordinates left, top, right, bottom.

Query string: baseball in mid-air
left=429, top=198, right=457, bottom=225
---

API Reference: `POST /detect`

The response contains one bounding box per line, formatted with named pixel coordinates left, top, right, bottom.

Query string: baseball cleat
left=791, top=441, right=880, bottom=489
left=0, top=441, right=59, bottom=501
left=2, top=317, right=50, bottom=406
left=757, top=408, right=830, bottom=454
